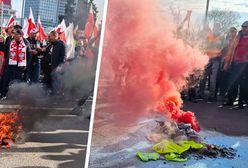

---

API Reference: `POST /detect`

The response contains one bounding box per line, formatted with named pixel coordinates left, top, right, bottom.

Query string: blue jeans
left=226, top=62, right=248, bottom=103
left=29, top=60, right=41, bottom=83
left=1, top=65, right=25, bottom=97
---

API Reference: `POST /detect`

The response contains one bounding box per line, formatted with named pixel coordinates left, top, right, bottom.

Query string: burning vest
left=9, top=39, right=27, bottom=67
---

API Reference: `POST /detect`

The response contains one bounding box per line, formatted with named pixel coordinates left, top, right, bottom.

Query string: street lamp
left=204, top=0, right=210, bottom=24
left=21, top=0, right=25, bottom=25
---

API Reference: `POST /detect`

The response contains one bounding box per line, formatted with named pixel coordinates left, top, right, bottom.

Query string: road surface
left=89, top=100, right=248, bottom=168
left=0, top=98, right=91, bottom=168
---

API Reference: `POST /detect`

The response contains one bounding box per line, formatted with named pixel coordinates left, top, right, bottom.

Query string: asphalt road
left=88, top=100, right=248, bottom=168
left=0, top=98, right=91, bottom=168
left=184, top=100, right=248, bottom=136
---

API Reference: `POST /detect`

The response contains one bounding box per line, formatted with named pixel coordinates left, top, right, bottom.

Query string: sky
left=12, top=0, right=248, bottom=25
left=12, top=0, right=23, bottom=17
left=161, top=0, right=248, bottom=25
left=12, top=0, right=105, bottom=19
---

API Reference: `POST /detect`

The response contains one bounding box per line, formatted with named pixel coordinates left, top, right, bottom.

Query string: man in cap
left=27, top=28, right=43, bottom=83
left=0, top=28, right=31, bottom=99
left=42, top=30, right=65, bottom=93
left=224, top=21, right=248, bottom=108
left=4, top=25, right=24, bottom=58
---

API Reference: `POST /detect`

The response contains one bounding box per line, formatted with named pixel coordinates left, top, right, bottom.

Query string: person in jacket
left=42, top=30, right=65, bottom=93
left=219, top=27, right=237, bottom=103
left=198, top=23, right=225, bottom=102
left=27, top=28, right=44, bottom=83
left=0, top=28, right=31, bottom=99
left=223, top=21, right=248, bottom=108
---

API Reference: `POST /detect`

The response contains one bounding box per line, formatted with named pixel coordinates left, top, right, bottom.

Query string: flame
left=156, top=96, right=200, bottom=132
left=0, top=112, right=22, bottom=148
left=154, top=71, right=200, bottom=132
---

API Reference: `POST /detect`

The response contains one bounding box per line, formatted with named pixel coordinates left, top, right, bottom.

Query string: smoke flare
left=98, top=0, right=208, bottom=131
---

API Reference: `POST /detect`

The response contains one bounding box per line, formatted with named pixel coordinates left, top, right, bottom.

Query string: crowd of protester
left=0, top=24, right=98, bottom=100
left=186, top=21, right=248, bottom=109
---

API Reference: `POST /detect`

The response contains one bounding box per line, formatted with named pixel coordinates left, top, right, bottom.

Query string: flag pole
left=21, top=0, right=25, bottom=25
left=204, top=0, right=210, bottom=25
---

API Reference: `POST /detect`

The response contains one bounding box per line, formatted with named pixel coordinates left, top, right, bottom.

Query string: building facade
left=23, top=0, right=67, bottom=28
left=0, top=0, right=16, bottom=26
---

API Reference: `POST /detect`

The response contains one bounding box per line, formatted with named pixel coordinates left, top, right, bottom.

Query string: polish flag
left=6, top=14, right=15, bottom=28
left=37, top=16, right=46, bottom=41
left=92, top=24, right=99, bottom=46
left=55, top=19, right=67, bottom=42
left=27, top=8, right=36, bottom=36
left=55, top=19, right=67, bottom=33
left=84, top=5, right=96, bottom=40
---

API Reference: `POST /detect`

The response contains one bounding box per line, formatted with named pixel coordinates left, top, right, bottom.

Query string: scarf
left=9, top=39, right=27, bottom=67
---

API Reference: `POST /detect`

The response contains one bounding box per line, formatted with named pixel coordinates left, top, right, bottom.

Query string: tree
left=64, top=0, right=76, bottom=25
left=207, top=9, right=240, bottom=34
left=58, top=15, right=65, bottom=24
left=89, top=0, right=99, bottom=23
left=63, top=0, right=99, bottom=29
left=74, top=0, right=99, bottom=29
left=169, top=5, right=183, bottom=28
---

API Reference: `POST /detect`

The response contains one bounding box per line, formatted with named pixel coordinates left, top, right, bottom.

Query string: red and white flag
left=27, top=8, right=36, bottom=36
left=65, top=23, right=75, bottom=60
left=92, top=24, right=99, bottom=46
left=55, top=19, right=67, bottom=42
left=84, top=5, right=96, bottom=40
left=6, top=14, right=15, bottom=28
left=55, top=19, right=67, bottom=33
left=37, top=15, right=46, bottom=41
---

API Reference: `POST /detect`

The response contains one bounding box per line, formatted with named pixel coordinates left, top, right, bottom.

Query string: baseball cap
left=13, top=24, right=23, bottom=30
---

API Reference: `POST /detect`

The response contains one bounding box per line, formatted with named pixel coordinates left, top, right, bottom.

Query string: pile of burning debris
left=136, top=121, right=236, bottom=162
left=0, top=111, right=22, bottom=149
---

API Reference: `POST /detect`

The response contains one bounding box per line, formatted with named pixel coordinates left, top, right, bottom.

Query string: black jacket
left=44, top=40, right=66, bottom=70
left=4, top=36, right=13, bottom=60
left=27, top=37, right=44, bottom=64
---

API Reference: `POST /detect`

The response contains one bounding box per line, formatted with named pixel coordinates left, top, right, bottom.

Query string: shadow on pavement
left=28, top=132, right=88, bottom=145
left=43, top=149, right=85, bottom=168
left=4, top=144, right=86, bottom=153
left=0, top=112, right=89, bottom=167
left=183, top=101, right=248, bottom=136
left=15, top=167, right=51, bottom=168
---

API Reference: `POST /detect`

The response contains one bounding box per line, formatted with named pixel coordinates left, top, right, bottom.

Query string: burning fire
left=156, top=96, right=200, bottom=132
left=0, top=112, right=22, bottom=148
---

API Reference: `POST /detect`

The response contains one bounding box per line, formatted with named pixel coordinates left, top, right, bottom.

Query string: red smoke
left=99, top=0, right=208, bottom=131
